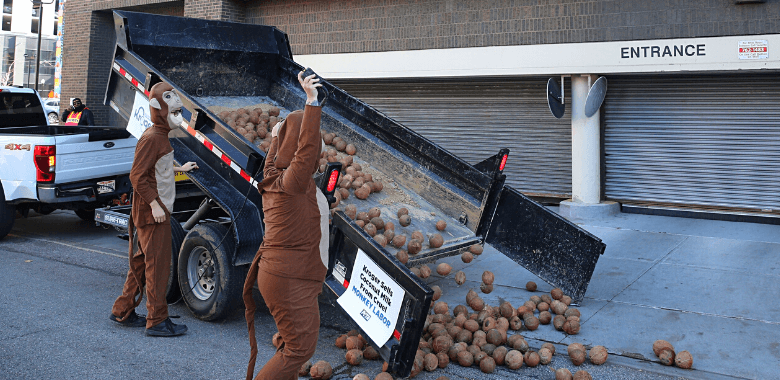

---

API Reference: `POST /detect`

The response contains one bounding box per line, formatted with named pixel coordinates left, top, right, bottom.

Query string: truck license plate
left=97, top=180, right=116, bottom=194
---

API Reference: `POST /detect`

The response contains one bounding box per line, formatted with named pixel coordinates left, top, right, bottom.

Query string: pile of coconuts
left=653, top=339, right=693, bottom=369
left=217, top=105, right=281, bottom=154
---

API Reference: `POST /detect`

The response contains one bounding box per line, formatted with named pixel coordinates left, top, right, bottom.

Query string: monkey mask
left=148, top=82, right=184, bottom=130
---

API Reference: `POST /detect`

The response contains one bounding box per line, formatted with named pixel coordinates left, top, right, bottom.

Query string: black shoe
left=110, top=311, right=146, bottom=328
left=145, top=317, right=188, bottom=337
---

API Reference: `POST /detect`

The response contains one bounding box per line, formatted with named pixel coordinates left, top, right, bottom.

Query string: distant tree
left=0, top=60, right=17, bottom=87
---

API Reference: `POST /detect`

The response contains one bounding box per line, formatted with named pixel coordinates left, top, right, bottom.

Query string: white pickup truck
left=0, top=86, right=136, bottom=239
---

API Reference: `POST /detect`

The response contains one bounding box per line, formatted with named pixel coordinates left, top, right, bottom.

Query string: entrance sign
left=739, top=40, right=768, bottom=60
left=126, top=90, right=153, bottom=139
left=337, top=249, right=405, bottom=346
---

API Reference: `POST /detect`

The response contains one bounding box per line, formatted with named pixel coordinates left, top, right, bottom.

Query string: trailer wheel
left=178, top=223, right=244, bottom=321
left=130, top=217, right=186, bottom=304
left=0, top=193, right=15, bottom=240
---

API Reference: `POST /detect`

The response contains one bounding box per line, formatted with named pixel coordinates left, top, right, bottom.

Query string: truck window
left=0, top=92, right=48, bottom=127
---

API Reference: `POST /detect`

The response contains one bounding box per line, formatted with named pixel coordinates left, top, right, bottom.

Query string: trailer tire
left=178, top=223, right=244, bottom=321
left=0, top=189, right=15, bottom=240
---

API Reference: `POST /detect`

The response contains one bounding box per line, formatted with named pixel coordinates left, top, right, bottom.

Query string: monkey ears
left=149, top=97, right=162, bottom=110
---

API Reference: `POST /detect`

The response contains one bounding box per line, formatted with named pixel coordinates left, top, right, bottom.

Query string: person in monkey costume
left=110, top=82, right=198, bottom=337
left=243, top=71, right=331, bottom=380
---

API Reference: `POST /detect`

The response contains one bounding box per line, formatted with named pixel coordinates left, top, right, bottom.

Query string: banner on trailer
left=337, top=249, right=404, bottom=346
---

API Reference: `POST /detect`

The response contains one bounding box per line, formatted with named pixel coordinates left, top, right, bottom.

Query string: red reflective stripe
left=221, top=154, right=231, bottom=166
left=144, top=89, right=150, bottom=97
left=240, top=171, right=251, bottom=181
left=343, top=280, right=349, bottom=289
left=187, top=127, right=197, bottom=137
left=203, top=140, right=213, bottom=151
left=119, top=67, right=126, bottom=76
left=131, top=78, right=139, bottom=87
left=499, top=154, right=508, bottom=171
left=393, top=330, right=401, bottom=340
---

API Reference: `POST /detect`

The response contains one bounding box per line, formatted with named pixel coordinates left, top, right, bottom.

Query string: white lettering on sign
left=738, top=40, right=768, bottom=60
left=126, top=90, right=153, bottom=139
left=337, top=249, right=405, bottom=346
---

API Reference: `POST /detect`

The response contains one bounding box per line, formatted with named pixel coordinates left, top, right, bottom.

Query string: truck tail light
left=326, top=168, right=340, bottom=193
left=499, top=153, right=508, bottom=172
left=34, top=145, right=56, bottom=183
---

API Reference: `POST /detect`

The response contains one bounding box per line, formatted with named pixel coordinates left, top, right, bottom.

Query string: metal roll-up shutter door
left=604, top=74, right=780, bottom=215
left=331, top=78, right=572, bottom=198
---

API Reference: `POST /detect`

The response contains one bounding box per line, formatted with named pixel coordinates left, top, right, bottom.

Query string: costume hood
left=271, top=110, right=319, bottom=175
left=149, top=82, right=175, bottom=131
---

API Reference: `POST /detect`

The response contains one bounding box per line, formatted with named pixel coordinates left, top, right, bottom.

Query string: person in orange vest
left=61, top=98, right=95, bottom=126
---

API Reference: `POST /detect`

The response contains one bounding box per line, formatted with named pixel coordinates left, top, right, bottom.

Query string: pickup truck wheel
left=74, top=208, right=96, bottom=221
left=0, top=200, right=15, bottom=240
left=47, top=112, right=59, bottom=125
left=178, top=223, right=245, bottom=321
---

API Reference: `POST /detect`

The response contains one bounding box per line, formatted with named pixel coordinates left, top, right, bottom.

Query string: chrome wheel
left=186, top=246, right=215, bottom=301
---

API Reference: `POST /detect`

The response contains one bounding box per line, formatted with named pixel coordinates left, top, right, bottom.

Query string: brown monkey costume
left=243, top=104, right=326, bottom=380
left=111, top=82, right=187, bottom=336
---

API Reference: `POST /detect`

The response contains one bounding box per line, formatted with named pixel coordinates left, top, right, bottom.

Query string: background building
left=1, top=0, right=59, bottom=95
left=63, top=0, right=780, bottom=221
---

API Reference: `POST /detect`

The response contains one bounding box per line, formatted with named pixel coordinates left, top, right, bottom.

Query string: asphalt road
left=0, top=210, right=690, bottom=380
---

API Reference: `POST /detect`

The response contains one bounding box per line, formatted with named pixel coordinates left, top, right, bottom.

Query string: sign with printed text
left=337, top=249, right=405, bottom=346
left=126, top=90, right=153, bottom=139
left=738, top=40, right=768, bottom=60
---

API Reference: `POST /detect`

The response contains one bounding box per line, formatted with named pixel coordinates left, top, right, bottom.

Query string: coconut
left=369, top=217, right=385, bottom=230
left=419, top=264, right=431, bottom=278
left=353, top=375, right=369, bottom=380
left=310, top=360, right=333, bottom=379
left=523, top=315, right=540, bottom=331
left=524, top=351, right=540, bottom=367
left=363, top=345, right=380, bottom=360
left=563, top=320, right=580, bottom=335
left=509, top=316, right=522, bottom=330
left=513, top=337, right=529, bottom=353
left=538, top=302, right=550, bottom=312
left=551, top=288, right=563, bottom=300
left=367, top=207, right=381, bottom=218
left=335, top=334, right=348, bottom=349
left=429, top=233, right=444, bottom=248
left=339, top=188, right=350, bottom=200
left=435, top=220, right=447, bottom=231
left=539, top=311, right=552, bottom=325
left=553, top=315, right=566, bottom=330
left=569, top=349, right=586, bottom=366
left=410, top=267, right=421, bottom=277
left=383, top=229, right=395, bottom=241
left=652, top=340, right=674, bottom=357
left=496, top=317, right=510, bottom=331
left=434, top=263, right=452, bottom=276
left=453, top=305, right=468, bottom=317
left=375, top=373, right=392, bottom=380
left=431, top=285, right=442, bottom=301
left=567, top=343, right=585, bottom=356
left=564, top=308, right=581, bottom=318
left=411, top=231, right=424, bottom=242
left=675, top=350, right=693, bottom=369
left=422, top=352, right=437, bottom=371
left=455, top=271, right=467, bottom=285
left=455, top=329, right=472, bottom=344
left=432, top=335, right=453, bottom=354
left=364, top=223, right=377, bottom=237
left=463, top=319, right=479, bottom=333
left=461, top=252, right=474, bottom=263
left=436, top=351, right=449, bottom=369
left=395, top=250, right=408, bottom=264
left=574, top=370, right=593, bottom=380
left=346, top=336, right=364, bottom=350
left=469, top=244, right=484, bottom=255
left=466, top=289, right=479, bottom=303
left=481, top=271, right=495, bottom=285
left=468, top=294, right=484, bottom=311
left=588, top=345, right=608, bottom=365
left=299, top=361, right=313, bottom=376
left=542, top=343, right=556, bottom=355
left=555, top=368, right=573, bottom=380
left=538, top=347, right=553, bottom=365
left=551, top=300, right=568, bottom=315
left=658, top=348, right=675, bottom=366
left=373, top=234, right=387, bottom=247
left=486, top=329, right=503, bottom=346
left=391, top=234, right=407, bottom=248
left=473, top=350, right=488, bottom=364
left=491, top=345, right=508, bottom=366
left=561, top=295, right=572, bottom=306
left=505, top=350, right=524, bottom=369
left=433, top=301, right=449, bottom=315
left=346, top=349, right=364, bottom=366
left=456, top=350, right=474, bottom=367
left=499, top=302, right=514, bottom=319
left=345, top=144, right=357, bottom=155
left=407, top=239, right=422, bottom=254
left=479, top=356, right=495, bottom=373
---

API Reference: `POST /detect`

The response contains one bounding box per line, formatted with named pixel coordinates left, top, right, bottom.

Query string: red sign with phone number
left=739, top=47, right=767, bottom=53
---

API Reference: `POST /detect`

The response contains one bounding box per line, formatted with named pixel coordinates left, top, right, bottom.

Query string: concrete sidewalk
left=430, top=207, right=780, bottom=380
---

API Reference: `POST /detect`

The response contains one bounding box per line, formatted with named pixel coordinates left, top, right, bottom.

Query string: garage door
left=603, top=74, right=780, bottom=215
left=331, top=78, right=573, bottom=198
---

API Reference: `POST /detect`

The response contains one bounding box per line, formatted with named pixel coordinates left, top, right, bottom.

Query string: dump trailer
left=100, top=11, right=605, bottom=377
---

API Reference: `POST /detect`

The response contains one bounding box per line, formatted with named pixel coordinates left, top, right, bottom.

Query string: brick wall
left=62, top=0, right=184, bottom=126
left=244, top=0, right=780, bottom=56
left=184, top=0, right=245, bottom=22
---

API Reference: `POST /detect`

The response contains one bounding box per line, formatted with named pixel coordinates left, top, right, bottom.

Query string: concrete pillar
left=570, top=74, right=601, bottom=204
left=559, top=74, right=619, bottom=219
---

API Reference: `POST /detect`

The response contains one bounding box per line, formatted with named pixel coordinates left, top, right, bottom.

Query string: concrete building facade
left=63, top=0, right=780, bottom=220
left=1, top=0, right=59, bottom=92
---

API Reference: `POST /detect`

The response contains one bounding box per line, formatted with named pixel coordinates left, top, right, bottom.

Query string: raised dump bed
left=103, top=11, right=606, bottom=377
